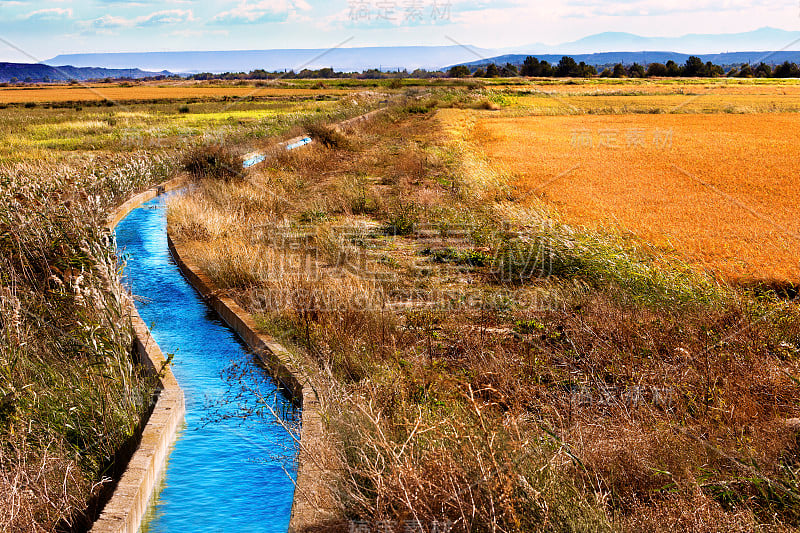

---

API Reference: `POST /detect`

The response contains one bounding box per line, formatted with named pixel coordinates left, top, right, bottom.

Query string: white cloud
left=171, top=28, right=230, bottom=38
left=88, top=14, right=132, bottom=29
left=210, top=0, right=311, bottom=24
left=139, top=9, right=195, bottom=26
left=24, top=7, right=73, bottom=20
left=84, top=8, right=194, bottom=30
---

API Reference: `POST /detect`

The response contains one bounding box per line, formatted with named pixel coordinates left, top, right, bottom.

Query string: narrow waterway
left=114, top=193, right=298, bottom=533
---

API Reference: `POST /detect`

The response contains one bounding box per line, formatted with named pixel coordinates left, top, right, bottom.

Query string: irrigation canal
left=114, top=193, right=298, bottom=532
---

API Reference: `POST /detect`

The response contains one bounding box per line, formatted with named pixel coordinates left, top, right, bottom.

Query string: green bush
left=490, top=227, right=717, bottom=306
left=384, top=203, right=418, bottom=236
left=423, top=247, right=489, bottom=267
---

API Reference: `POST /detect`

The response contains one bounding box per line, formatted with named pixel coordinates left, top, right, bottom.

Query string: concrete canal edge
left=166, top=232, right=337, bottom=531
left=91, top=175, right=189, bottom=533
left=92, top=106, right=390, bottom=530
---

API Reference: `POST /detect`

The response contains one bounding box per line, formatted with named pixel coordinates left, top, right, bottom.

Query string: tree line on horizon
left=185, top=56, right=800, bottom=81
left=448, top=55, right=800, bottom=79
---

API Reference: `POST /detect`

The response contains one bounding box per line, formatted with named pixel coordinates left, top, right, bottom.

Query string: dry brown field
left=0, top=84, right=352, bottom=104
left=446, top=109, right=800, bottom=284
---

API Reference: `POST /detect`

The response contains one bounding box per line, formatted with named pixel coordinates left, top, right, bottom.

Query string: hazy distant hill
left=41, top=27, right=800, bottom=75
left=506, top=27, right=800, bottom=55
left=0, top=62, right=171, bottom=83
left=455, top=51, right=800, bottom=70
left=45, top=46, right=498, bottom=74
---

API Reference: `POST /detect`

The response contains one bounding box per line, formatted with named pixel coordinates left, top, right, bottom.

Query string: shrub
left=384, top=203, right=418, bottom=236
left=303, top=121, right=350, bottom=149
left=490, top=227, right=716, bottom=306
left=178, top=105, right=190, bottom=114
left=182, top=144, right=243, bottom=182
left=423, top=247, right=489, bottom=267
left=350, top=191, right=380, bottom=215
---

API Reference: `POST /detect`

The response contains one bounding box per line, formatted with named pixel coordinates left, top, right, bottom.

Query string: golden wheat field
left=0, top=84, right=352, bottom=104
left=448, top=109, right=800, bottom=284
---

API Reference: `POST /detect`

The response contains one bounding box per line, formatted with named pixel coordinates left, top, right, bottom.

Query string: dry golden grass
left=504, top=93, right=800, bottom=114
left=485, top=81, right=800, bottom=114
left=448, top=109, right=800, bottom=284
left=168, top=103, right=800, bottom=530
left=0, top=84, right=352, bottom=104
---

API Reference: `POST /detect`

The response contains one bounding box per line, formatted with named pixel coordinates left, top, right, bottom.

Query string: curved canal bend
left=114, top=193, right=298, bottom=532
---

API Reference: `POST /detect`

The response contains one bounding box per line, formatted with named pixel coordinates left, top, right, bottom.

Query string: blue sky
left=0, top=0, right=798, bottom=62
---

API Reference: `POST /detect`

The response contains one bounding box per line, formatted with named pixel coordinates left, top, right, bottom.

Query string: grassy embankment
left=0, top=85, right=378, bottom=530
left=169, top=86, right=800, bottom=531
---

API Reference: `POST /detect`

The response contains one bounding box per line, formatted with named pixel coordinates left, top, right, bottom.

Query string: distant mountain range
left=508, top=27, right=800, bottom=56
left=42, top=27, right=800, bottom=74
left=0, top=62, right=170, bottom=83
left=45, top=46, right=497, bottom=74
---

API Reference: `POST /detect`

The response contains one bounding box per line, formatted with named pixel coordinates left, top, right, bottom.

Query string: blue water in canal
left=114, top=194, right=298, bottom=533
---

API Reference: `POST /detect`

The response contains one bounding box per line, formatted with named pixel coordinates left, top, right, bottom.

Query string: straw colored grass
left=169, top=95, right=800, bottom=531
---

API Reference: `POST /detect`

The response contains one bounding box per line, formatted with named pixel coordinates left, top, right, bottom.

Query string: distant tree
left=665, top=60, right=682, bottom=76
left=500, top=63, right=519, bottom=77
left=578, top=61, right=596, bottom=77
left=361, top=69, right=383, bottom=79
left=448, top=65, right=471, bottom=78
left=737, top=63, right=754, bottom=78
left=726, top=66, right=740, bottom=77
left=9, top=77, right=18, bottom=84
left=555, top=56, right=580, bottom=77
left=599, top=67, right=612, bottom=77
left=485, top=63, right=500, bottom=77
left=683, top=56, right=707, bottom=77
left=646, top=62, right=668, bottom=77
left=318, top=67, right=336, bottom=78
left=706, top=61, right=724, bottom=77
left=249, top=69, right=270, bottom=79
left=539, top=61, right=555, bottom=77
left=473, top=68, right=486, bottom=78
left=628, top=63, right=645, bottom=78
left=774, top=61, right=800, bottom=78
left=521, top=56, right=540, bottom=76
left=754, top=62, right=772, bottom=78
left=611, top=63, right=627, bottom=78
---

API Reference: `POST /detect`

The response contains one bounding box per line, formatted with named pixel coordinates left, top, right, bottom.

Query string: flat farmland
left=0, top=83, right=353, bottom=104
left=453, top=110, right=800, bottom=284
